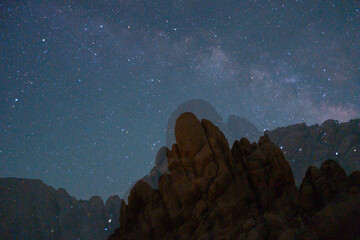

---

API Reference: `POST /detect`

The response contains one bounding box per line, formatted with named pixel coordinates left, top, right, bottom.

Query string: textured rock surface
left=109, top=113, right=360, bottom=240
left=0, top=178, right=121, bottom=240
left=267, top=119, right=360, bottom=185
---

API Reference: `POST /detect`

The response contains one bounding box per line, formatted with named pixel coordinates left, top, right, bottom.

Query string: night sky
left=1, top=0, right=359, bottom=200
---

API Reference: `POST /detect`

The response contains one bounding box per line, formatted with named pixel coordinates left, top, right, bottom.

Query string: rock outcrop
left=165, top=99, right=261, bottom=148
left=124, top=100, right=261, bottom=201
left=109, top=113, right=360, bottom=240
left=267, top=119, right=360, bottom=185
left=166, top=99, right=226, bottom=147
left=0, top=178, right=121, bottom=240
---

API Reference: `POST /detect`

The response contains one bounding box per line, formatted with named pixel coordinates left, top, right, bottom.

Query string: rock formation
left=267, top=119, right=360, bottom=185
left=0, top=178, right=121, bottom=240
left=166, top=99, right=226, bottom=147
left=165, top=99, right=261, bottom=148
left=124, top=100, right=261, bottom=201
left=109, top=113, right=360, bottom=240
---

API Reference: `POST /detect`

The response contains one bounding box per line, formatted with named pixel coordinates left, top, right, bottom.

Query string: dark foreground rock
left=109, top=113, right=360, bottom=240
left=0, top=178, right=121, bottom=240
left=267, top=119, right=360, bottom=185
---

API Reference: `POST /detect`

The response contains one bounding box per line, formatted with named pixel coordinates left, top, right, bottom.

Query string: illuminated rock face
left=267, top=119, right=360, bottom=185
left=0, top=178, right=121, bottom=240
left=109, top=113, right=360, bottom=240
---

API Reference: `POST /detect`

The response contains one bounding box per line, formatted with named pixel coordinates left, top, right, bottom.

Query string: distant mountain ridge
left=267, top=119, right=360, bottom=184
left=0, top=177, right=121, bottom=240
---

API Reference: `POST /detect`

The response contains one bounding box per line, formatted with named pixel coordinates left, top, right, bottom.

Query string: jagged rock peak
left=108, top=114, right=360, bottom=240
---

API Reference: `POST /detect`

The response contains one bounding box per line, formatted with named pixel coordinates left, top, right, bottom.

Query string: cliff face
left=0, top=178, right=121, bottom=240
left=267, top=119, right=360, bottom=185
left=109, top=113, right=360, bottom=240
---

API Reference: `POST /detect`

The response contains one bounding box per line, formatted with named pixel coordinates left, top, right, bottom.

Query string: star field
left=1, top=0, right=359, bottom=199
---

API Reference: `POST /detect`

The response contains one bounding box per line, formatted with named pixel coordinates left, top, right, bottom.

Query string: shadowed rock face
left=0, top=178, right=121, bottom=240
left=109, top=113, right=360, bottom=240
left=267, top=119, right=360, bottom=185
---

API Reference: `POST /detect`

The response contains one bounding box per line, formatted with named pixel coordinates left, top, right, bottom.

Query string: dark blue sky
left=1, top=0, right=359, bottom=199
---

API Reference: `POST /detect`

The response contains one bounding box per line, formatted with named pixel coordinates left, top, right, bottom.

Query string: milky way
left=1, top=0, right=359, bottom=199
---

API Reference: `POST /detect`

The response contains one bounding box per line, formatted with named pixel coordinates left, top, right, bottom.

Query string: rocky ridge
left=0, top=178, right=121, bottom=240
left=267, top=119, right=360, bottom=185
left=109, top=113, right=360, bottom=240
